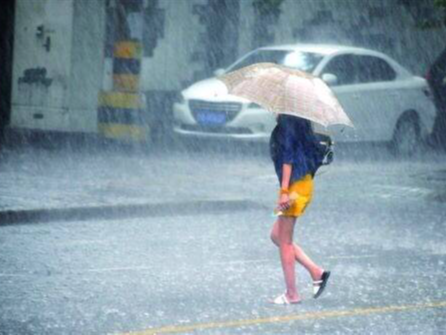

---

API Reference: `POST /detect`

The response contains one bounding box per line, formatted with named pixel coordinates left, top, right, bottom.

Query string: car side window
left=322, top=55, right=357, bottom=86
left=355, top=56, right=397, bottom=83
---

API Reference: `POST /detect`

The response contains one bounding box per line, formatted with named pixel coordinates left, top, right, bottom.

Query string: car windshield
left=226, top=50, right=324, bottom=73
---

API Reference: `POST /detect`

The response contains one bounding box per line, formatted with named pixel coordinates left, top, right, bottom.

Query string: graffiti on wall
left=18, top=67, right=52, bottom=87
left=17, top=67, right=53, bottom=106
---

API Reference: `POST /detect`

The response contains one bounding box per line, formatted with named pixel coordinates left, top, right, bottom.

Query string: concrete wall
left=69, top=0, right=106, bottom=133
left=11, top=0, right=75, bottom=131
left=240, top=0, right=446, bottom=75
left=146, top=0, right=446, bottom=91
left=238, top=0, right=256, bottom=58
left=140, top=0, right=206, bottom=91
left=9, top=0, right=446, bottom=134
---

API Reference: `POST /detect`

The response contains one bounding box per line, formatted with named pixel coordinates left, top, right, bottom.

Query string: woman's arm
left=278, top=163, right=292, bottom=211
left=276, top=116, right=296, bottom=211
left=281, top=163, right=292, bottom=190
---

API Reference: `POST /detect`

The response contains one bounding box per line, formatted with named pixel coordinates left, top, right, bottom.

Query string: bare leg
left=293, top=244, right=324, bottom=281
left=277, top=216, right=300, bottom=302
left=271, top=219, right=324, bottom=281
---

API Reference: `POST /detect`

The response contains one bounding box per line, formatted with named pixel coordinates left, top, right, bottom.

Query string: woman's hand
left=277, top=193, right=291, bottom=212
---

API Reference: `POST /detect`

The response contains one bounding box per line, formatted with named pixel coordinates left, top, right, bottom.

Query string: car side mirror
left=322, top=73, right=338, bottom=86
left=213, top=68, right=225, bottom=77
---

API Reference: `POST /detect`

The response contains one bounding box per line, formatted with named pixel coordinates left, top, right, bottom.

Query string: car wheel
left=391, top=115, right=420, bottom=157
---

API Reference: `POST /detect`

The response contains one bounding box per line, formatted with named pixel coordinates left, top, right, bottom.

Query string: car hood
left=182, top=77, right=249, bottom=103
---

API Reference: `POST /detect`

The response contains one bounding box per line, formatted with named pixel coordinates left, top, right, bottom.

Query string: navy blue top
left=270, top=114, right=321, bottom=185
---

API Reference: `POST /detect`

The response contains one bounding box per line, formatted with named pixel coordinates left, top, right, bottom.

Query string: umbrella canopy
left=218, top=62, right=353, bottom=128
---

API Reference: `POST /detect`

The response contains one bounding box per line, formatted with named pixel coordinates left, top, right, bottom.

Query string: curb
left=0, top=200, right=267, bottom=226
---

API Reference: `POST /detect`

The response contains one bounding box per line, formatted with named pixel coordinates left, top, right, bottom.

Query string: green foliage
left=434, top=0, right=446, bottom=8
left=252, top=0, right=285, bottom=16
left=434, top=0, right=446, bottom=27
left=422, top=0, right=446, bottom=28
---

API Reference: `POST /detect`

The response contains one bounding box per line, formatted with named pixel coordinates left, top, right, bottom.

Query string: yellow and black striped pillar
left=98, top=40, right=149, bottom=142
left=113, top=41, right=142, bottom=92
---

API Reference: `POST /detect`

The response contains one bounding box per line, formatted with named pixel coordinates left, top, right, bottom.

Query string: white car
left=173, top=44, right=437, bottom=155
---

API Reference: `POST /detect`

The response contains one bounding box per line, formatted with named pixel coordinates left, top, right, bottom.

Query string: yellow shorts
left=280, top=174, right=314, bottom=217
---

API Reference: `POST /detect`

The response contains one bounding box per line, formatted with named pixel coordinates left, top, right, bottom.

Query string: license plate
left=196, top=111, right=226, bottom=125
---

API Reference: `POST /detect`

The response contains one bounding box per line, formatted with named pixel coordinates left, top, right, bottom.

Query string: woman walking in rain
left=217, top=62, right=352, bottom=304
left=269, top=114, right=330, bottom=305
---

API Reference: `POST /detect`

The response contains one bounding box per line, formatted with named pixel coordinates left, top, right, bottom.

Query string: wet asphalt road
left=1, top=143, right=446, bottom=334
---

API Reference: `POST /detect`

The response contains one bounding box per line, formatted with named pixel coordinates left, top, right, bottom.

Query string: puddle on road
left=427, top=191, right=446, bottom=203
left=410, top=169, right=446, bottom=203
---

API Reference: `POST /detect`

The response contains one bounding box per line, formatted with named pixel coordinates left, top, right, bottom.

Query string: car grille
left=189, top=100, right=242, bottom=124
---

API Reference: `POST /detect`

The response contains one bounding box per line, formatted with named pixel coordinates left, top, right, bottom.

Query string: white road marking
left=0, top=255, right=382, bottom=278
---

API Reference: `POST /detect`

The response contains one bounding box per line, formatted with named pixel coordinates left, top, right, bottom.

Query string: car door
left=351, top=55, right=400, bottom=141
left=319, top=54, right=364, bottom=142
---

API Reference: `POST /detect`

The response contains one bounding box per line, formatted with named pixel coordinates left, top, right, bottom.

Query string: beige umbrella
left=219, top=62, right=353, bottom=128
